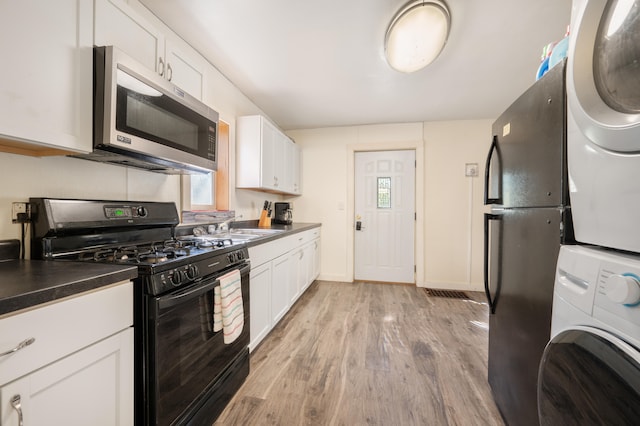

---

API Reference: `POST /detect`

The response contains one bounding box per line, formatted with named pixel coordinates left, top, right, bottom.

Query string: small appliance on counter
left=0, top=239, right=20, bottom=261
left=274, top=202, right=293, bottom=225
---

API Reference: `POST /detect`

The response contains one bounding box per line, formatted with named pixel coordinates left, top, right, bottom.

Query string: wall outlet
left=12, top=202, right=29, bottom=223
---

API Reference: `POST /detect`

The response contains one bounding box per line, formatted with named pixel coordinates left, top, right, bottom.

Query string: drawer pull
left=1, top=337, right=35, bottom=357
left=11, top=394, right=23, bottom=426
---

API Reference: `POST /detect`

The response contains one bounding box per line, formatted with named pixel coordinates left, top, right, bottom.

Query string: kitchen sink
left=229, top=228, right=285, bottom=235
left=222, top=228, right=285, bottom=242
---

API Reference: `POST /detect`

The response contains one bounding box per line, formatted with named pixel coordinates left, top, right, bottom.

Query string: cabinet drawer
left=0, top=281, right=132, bottom=386
left=248, top=235, right=296, bottom=267
left=290, top=228, right=321, bottom=247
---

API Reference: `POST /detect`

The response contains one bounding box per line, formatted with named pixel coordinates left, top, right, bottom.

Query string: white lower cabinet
left=271, top=253, right=291, bottom=326
left=0, top=281, right=134, bottom=426
left=249, top=262, right=271, bottom=351
left=248, top=228, right=321, bottom=351
left=289, top=246, right=304, bottom=305
left=0, top=328, right=133, bottom=426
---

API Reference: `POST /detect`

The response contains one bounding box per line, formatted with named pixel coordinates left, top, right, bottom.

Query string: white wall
left=423, top=120, right=493, bottom=291
left=287, top=119, right=493, bottom=292
left=0, top=154, right=181, bottom=241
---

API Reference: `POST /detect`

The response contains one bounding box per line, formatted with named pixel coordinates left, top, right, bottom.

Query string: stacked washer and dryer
left=537, top=0, right=640, bottom=424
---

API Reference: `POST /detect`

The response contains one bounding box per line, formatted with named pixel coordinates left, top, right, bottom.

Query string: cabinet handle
left=166, top=63, right=173, bottom=81
left=11, top=395, right=23, bottom=426
left=0, top=337, right=35, bottom=357
left=158, top=57, right=165, bottom=77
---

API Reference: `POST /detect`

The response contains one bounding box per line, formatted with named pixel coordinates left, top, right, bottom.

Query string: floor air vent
left=425, top=288, right=470, bottom=299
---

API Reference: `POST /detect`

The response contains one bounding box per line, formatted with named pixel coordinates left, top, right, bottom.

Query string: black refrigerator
left=483, top=60, right=572, bottom=426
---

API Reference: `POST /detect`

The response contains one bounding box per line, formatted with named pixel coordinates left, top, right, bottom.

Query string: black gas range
left=30, top=198, right=250, bottom=426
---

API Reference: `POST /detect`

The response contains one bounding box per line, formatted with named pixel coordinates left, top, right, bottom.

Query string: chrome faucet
left=217, top=214, right=243, bottom=233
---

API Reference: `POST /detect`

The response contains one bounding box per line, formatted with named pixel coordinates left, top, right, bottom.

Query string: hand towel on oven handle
left=213, top=285, right=223, bottom=332
left=214, top=269, right=244, bottom=344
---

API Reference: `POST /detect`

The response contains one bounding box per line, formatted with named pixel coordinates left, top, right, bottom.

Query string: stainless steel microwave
left=72, top=46, right=218, bottom=174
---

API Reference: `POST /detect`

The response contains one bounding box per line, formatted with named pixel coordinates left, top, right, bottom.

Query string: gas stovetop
left=70, top=237, right=238, bottom=266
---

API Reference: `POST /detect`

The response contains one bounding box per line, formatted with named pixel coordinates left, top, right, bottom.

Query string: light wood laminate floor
left=215, top=281, right=505, bottom=425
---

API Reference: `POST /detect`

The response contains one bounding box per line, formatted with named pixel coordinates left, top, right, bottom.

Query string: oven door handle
left=156, top=262, right=250, bottom=310
left=157, top=277, right=219, bottom=310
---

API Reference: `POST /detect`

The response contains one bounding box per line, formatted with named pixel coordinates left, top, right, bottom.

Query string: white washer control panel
left=554, top=245, right=640, bottom=348
left=593, top=253, right=640, bottom=348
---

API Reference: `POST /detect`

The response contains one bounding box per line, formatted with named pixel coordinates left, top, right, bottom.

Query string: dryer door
left=538, top=326, right=640, bottom=425
left=568, top=0, right=640, bottom=152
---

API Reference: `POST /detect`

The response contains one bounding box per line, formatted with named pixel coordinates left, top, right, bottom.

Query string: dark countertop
left=0, top=260, right=138, bottom=317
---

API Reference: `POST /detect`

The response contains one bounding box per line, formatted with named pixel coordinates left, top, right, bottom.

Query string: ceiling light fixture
left=384, top=0, right=451, bottom=73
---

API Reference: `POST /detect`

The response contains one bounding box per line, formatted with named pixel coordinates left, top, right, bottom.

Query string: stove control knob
left=607, top=274, right=640, bottom=305
left=237, top=251, right=244, bottom=260
left=137, top=206, right=148, bottom=217
left=186, top=264, right=199, bottom=280
left=171, top=270, right=184, bottom=286
left=227, top=253, right=235, bottom=263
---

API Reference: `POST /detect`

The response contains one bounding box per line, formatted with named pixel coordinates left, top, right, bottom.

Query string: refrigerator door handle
left=484, top=213, right=501, bottom=314
left=484, top=135, right=502, bottom=205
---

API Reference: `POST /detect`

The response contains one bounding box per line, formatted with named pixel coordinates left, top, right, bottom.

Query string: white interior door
left=354, top=150, right=415, bottom=283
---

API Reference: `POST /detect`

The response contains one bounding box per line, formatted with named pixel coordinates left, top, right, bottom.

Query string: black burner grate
left=425, top=288, right=470, bottom=300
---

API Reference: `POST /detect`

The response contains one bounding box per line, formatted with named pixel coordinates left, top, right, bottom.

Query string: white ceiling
left=140, top=0, right=572, bottom=130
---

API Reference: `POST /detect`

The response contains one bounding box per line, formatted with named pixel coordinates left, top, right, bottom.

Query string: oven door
left=146, top=262, right=250, bottom=425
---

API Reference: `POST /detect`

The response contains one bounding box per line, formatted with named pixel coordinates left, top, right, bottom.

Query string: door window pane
left=377, top=177, right=391, bottom=208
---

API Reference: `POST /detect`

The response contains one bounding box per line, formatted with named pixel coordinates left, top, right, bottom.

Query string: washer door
left=568, top=0, right=640, bottom=152
left=538, top=326, right=640, bottom=425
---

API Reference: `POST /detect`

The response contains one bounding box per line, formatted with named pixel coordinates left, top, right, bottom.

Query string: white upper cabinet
left=94, top=0, right=162, bottom=73
left=95, top=0, right=206, bottom=100
left=0, top=0, right=93, bottom=155
left=164, top=37, right=207, bottom=101
left=236, top=115, right=302, bottom=195
left=288, top=140, right=301, bottom=195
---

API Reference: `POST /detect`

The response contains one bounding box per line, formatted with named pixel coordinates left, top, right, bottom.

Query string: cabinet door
left=260, top=120, right=278, bottom=190
left=291, top=142, right=301, bottom=195
left=94, top=0, right=164, bottom=74
left=249, top=262, right=271, bottom=351
left=311, top=238, right=320, bottom=281
left=271, top=253, right=291, bottom=325
left=281, top=137, right=294, bottom=193
left=164, top=37, right=206, bottom=100
left=0, top=0, right=92, bottom=154
left=0, top=328, right=133, bottom=426
left=302, top=242, right=315, bottom=291
left=289, top=247, right=304, bottom=304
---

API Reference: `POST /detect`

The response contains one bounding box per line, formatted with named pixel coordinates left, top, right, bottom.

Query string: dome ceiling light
left=384, top=0, right=451, bottom=73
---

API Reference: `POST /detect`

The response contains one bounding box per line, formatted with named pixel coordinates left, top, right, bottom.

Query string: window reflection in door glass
left=377, top=177, right=391, bottom=208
